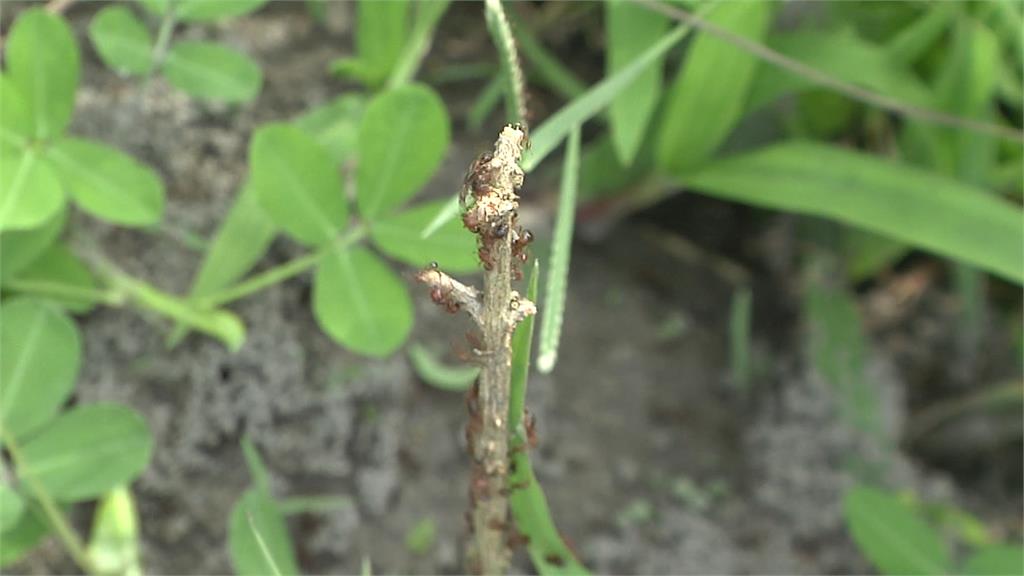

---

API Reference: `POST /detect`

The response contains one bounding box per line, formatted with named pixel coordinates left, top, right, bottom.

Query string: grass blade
left=728, top=286, right=752, bottom=391
left=521, top=5, right=712, bottom=173
left=484, top=0, right=527, bottom=125
left=689, top=140, right=1024, bottom=284
left=509, top=259, right=539, bottom=432
left=537, top=126, right=580, bottom=374
left=387, top=0, right=451, bottom=88
left=420, top=195, right=460, bottom=239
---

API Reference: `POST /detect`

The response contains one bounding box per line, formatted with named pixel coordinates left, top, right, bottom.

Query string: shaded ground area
left=9, top=2, right=1020, bottom=574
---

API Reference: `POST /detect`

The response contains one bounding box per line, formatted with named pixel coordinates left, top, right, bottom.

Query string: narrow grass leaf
left=87, top=486, right=142, bottom=576
left=6, top=244, right=101, bottom=314
left=963, top=546, right=1024, bottom=576
left=511, top=13, right=586, bottom=101
left=88, top=6, right=153, bottom=76
left=0, top=298, right=80, bottom=440
left=292, top=94, right=367, bottom=165
left=522, top=7, right=710, bottom=173
left=467, top=74, right=504, bottom=133
left=19, top=404, right=153, bottom=503
left=164, top=41, right=262, bottom=103
left=371, top=199, right=478, bottom=273
left=656, top=1, right=772, bottom=175
left=688, top=141, right=1024, bottom=283
left=420, top=195, right=460, bottom=239
left=0, top=486, right=25, bottom=532
left=46, top=137, right=165, bottom=227
left=176, top=0, right=268, bottom=22
left=509, top=259, right=539, bottom=432
left=240, top=437, right=272, bottom=496
left=250, top=123, right=347, bottom=246
left=537, top=127, right=580, bottom=374
left=332, top=0, right=409, bottom=87
left=844, top=485, right=951, bottom=575
left=885, top=3, right=955, bottom=66
left=229, top=489, right=298, bottom=576
left=169, top=184, right=276, bottom=346
left=408, top=343, right=479, bottom=392
left=746, top=27, right=933, bottom=113
left=606, top=0, right=669, bottom=165
left=0, top=207, right=67, bottom=282
left=313, top=247, right=413, bottom=357
left=728, top=286, right=752, bottom=391
left=0, top=149, right=65, bottom=232
left=5, top=8, right=79, bottom=140
left=357, top=85, right=450, bottom=220
left=388, top=0, right=451, bottom=88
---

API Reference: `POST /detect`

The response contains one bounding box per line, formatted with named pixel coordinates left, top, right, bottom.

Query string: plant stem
left=1, top=430, right=96, bottom=575
left=143, top=0, right=178, bottom=93
left=484, top=0, right=529, bottom=127
left=199, top=225, right=367, bottom=308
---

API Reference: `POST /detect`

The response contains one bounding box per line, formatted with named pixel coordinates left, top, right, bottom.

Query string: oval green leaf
left=963, top=546, right=1024, bottom=576
left=0, top=206, right=67, bottom=282
left=88, top=6, right=154, bottom=76
left=4, top=8, right=80, bottom=140
left=843, top=486, right=951, bottom=576
left=0, top=149, right=65, bottom=232
left=5, top=244, right=101, bottom=314
left=689, top=141, right=1024, bottom=284
left=370, top=199, right=478, bottom=273
left=357, top=84, right=450, bottom=220
left=164, top=41, right=262, bottom=103
left=0, top=504, right=49, bottom=567
left=250, top=123, right=347, bottom=246
left=229, top=488, right=299, bottom=576
left=0, top=74, right=33, bottom=151
left=87, top=486, right=143, bottom=576
left=313, top=247, right=413, bottom=357
left=655, top=1, right=773, bottom=176
left=46, top=137, right=165, bottom=227
left=0, top=298, right=80, bottom=440
left=18, top=404, right=153, bottom=503
left=292, top=94, right=367, bottom=165
left=0, top=486, right=25, bottom=532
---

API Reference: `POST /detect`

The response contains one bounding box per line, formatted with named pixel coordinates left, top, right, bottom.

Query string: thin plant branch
left=485, top=0, right=529, bottom=127
left=1, top=429, right=97, bottom=575
left=634, top=0, right=1024, bottom=144
left=417, top=125, right=535, bottom=575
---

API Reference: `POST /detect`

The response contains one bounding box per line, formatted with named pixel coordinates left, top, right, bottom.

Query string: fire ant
left=524, top=410, right=539, bottom=449
left=544, top=554, right=566, bottom=568
left=506, top=529, right=531, bottom=550
left=462, top=208, right=482, bottom=234
left=424, top=262, right=459, bottom=313
left=478, top=244, right=494, bottom=271
left=463, top=152, right=495, bottom=200
left=512, top=228, right=533, bottom=262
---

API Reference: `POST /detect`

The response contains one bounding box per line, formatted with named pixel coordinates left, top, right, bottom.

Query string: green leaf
left=688, top=141, right=1024, bottom=283
left=46, top=137, right=165, bottom=227
left=746, top=27, right=933, bottom=113
left=510, top=13, right=586, bottom=102
left=655, top=1, right=772, bottom=175
left=0, top=74, right=34, bottom=151
left=5, top=243, right=101, bottom=314
left=312, top=247, right=413, bottom=357
left=508, top=259, right=539, bottom=433
left=728, top=286, right=752, bottom=391
left=357, top=84, right=450, bottom=220
left=0, top=206, right=67, bottom=282
left=0, top=486, right=25, bottom=532
left=521, top=7, right=710, bottom=173
left=87, top=486, right=143, bottom=576
left=0, top=148, right=65, bottom=232
left=164, top=41, right=262, bottom=103
left=18, top=404, right=153, bottom=503
left=229, top=489, right=299, bottom=576
left=4, top=8, right=80, bottom=140
left=844, top=230, right=907, bottom=282
left=169, top=184, right=276, bottom=346
left=605, top=0, right=669, bottom=165
left=88, top=6, right=153, bottom=76
left=250, top=123, right=347, bottom=246
left=292, top=94, right=367, bottom=165
left=844, top=485, right=951, bottom=575
left=404, top=517, right=436, bottom=555
left=885, top=3, right=955, bottom=66
left=407, top=343, right=478, bottom=392
left=177, top=0, right=268, bottom=22
left=963, top=546, right=1024, bottom=576
left=388, top=0, right=451, bottom=88
left=335, top=0, right=409, bottom=87
left=0, top=505, right=49, bottom=567
left=537, top=126, right=580, bottom=374
left=0, top=298, right=80, bottom=440
left=240, top=436, right=272, bottom=496
left=370, top=199, right=478, bottom=273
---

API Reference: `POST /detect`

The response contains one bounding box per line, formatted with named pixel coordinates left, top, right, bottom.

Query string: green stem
left=144, top=0, right=178, bottom=90
left=1, top=430, right=97, bottom=575
left=199, top=225, right=368, bottom=308
left=3, top=279, right=125, bottom=307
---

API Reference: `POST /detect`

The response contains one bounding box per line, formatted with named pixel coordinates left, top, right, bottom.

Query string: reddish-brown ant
left=524, top=411, right=539, bottom=449
left=424, top=262, right=460, bottom=313
left=544, top=554, right=566, bottom=567
left=506, top=529, right=531, bottom=550
left=462, top=209, right=482, bottom=233
left=478, top=244, right=494, bottom=271
left=512, top=228, right=533, bottom=262
left=463, top=152, right=494, bottom=199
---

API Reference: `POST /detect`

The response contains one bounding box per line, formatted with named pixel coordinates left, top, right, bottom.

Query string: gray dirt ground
left=8, top=2, right=1018, bottom=575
